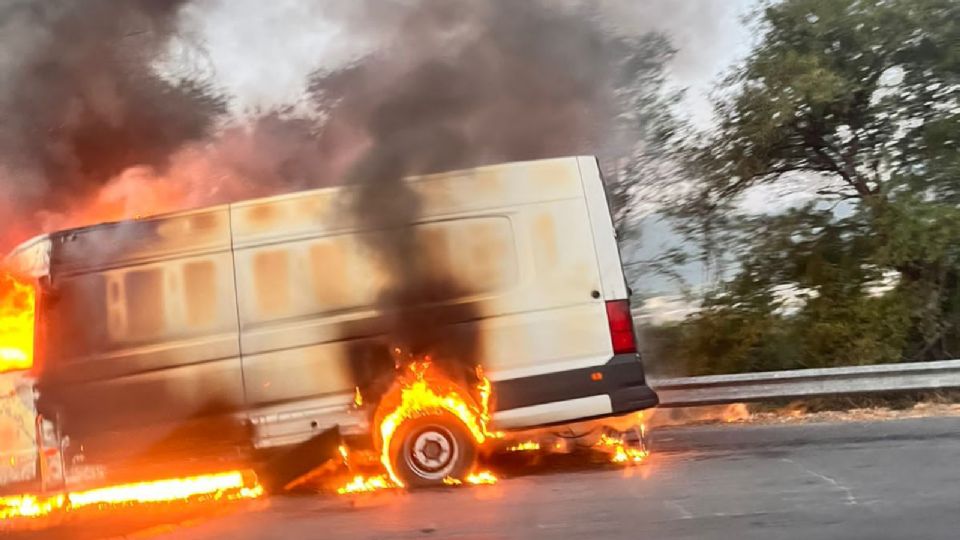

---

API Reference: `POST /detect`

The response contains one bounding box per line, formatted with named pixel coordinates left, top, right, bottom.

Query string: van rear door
left=487, top=157, right=657, bottom=429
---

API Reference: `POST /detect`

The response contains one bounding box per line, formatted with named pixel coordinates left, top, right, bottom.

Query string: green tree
left=665, top=0, right=960, bottom=374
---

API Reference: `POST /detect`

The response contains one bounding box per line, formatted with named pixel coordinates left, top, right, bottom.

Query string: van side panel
left=38, top=207, right=246, bottom=459
left=233, top=214, right=524, bottom=407
left=230, top=189, right=374, bottom=412
left=231, top=158, right=625, bottom=445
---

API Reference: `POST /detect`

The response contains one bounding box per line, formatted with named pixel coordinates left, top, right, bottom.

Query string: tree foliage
left=658, top=0, right=960, bottom=375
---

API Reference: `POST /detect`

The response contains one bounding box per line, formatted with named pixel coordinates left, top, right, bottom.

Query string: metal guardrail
left=650, top=359, right=960, bottom=407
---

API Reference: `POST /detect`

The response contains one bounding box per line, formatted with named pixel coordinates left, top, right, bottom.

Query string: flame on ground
left=68, top=470, right=263, bottom=508
left=722, top=403, right=751, bottom=423
left=465, top=470, right=498, bottom=484
left=0, top=271, right=35, bottom=374
left=596, top=432, right=649, bottom=464
left=336, top=474, right=394, bottom=495
left=0, top=470, right=262, bottom=521
left=0, top=494, right=65, bottom=520
left=442, top=470, right=498, bottom=486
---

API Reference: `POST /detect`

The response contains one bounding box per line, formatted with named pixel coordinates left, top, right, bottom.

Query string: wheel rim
left=403, top=424, right=459, bottom=481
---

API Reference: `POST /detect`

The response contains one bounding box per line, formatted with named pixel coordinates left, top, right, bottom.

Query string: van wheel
left=389, top=412, right=477, bottom=488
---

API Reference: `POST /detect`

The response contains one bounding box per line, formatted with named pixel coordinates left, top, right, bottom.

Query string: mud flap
left=260, top=426, right=342, bottom=493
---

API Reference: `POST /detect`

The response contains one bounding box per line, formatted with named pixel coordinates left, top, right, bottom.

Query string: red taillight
left=605, top=299, right=636, bottom=355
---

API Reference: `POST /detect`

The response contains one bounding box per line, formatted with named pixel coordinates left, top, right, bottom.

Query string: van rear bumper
left=491, top=354, right=659, bottom=428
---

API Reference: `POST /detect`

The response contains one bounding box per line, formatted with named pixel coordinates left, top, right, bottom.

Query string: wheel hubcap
left=405, top=425, right=458, bottom=480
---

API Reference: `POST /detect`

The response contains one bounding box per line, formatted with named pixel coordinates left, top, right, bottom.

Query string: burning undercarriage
left=0, top=291, right=649, bottom=531
left=0, top=335, right=648, bottom=527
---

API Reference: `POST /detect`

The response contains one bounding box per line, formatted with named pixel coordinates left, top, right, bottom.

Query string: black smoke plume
left=0, top=0, right=225, bottom=249
left=1, top=0, right=675, bottom=391
left=311, top=0, right=674, bottom=390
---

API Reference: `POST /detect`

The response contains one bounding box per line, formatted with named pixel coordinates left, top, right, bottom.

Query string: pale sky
left=172, top=0, right=761, bottom=300
left=175, top=0, right=758, bottom=126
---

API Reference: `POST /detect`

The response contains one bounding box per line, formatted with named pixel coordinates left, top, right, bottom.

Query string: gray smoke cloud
left=310, top=0, right=668, bottom=172
left=1, top=1, right=676, bottom=374
left=302, top=0, right=676, bottom=390
left=0, top=0, right=227, bottom=249
left=0, top=0, right=684, bottom=253
left=0, top=0, right=750, bottom=253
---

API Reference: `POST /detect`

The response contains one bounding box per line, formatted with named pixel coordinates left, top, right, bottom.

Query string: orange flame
left=0, top=470, right=262, bottom=521
left=596, top=431, right=649, bottom=464
left=0, top=494, right=65, bottom=520
left=378, top=361, right=491, bottom=487
left=722, top=403, right=751, bottom=423
left=68, top=470, right=263, bottom=509
left=465, top=470, right=498, bottom=485
left=336, top=359, right=499, bottom=494
left=506, top=441, right=540, bottom=452
left=0, top=271, right=35, bottom=374
left=336, top=474, right=393, bottom=495
left=353, top=386, right=363, bottom=408
left=442, top=470, right=498, bottom=486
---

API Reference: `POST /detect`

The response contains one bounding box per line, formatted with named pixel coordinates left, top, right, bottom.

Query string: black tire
left=388, top=411, right=477, bottom=488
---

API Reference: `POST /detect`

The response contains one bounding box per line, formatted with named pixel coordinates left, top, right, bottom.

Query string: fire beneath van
left=337, top=359, right=501, bottom=493
left=0, top=271, right=34, bottom=374
left=333, top=359, right=649, bottom=495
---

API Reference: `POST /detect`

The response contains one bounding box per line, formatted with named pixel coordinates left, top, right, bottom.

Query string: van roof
left=37, top=155, right=597, bottom=239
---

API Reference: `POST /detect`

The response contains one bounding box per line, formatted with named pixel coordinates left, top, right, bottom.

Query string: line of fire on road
left=0, top=470, right=264, bottom=521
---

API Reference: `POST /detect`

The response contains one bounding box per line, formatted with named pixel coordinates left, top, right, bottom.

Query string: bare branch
left=816, top=189, right=859, bottom=199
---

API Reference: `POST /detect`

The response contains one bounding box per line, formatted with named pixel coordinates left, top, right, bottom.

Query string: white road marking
left=665, top=500, right=694, bottom=519
left=781, top=458, right=858, bottom=506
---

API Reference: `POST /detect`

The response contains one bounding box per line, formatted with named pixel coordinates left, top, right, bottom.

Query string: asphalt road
left=23, top=416, right=960, bottom=539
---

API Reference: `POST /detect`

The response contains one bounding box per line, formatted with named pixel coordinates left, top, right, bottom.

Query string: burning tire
left=389, top=412, right=477, bottom=488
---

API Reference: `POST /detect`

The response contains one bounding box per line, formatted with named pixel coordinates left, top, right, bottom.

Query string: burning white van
left=3, top=156, right=657, bottom=488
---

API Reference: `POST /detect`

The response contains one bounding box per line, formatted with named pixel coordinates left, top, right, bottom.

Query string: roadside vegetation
left=638, top=0, right=960, bottom=375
